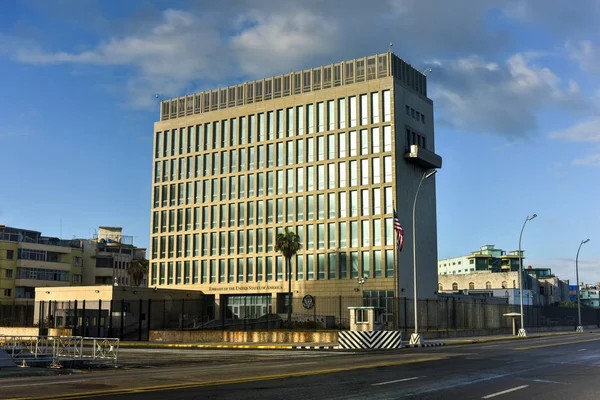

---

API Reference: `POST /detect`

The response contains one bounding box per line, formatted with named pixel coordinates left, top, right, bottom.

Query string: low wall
left=149, top=330, right=339, bottom=343
left=0, top=327, right=38, bottom=336
left=419, top=324, right=598, bottom=339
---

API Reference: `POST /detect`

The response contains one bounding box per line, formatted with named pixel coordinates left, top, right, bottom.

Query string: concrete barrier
left=149, top=330, right=339, bottom=343
left=0, top=327, right=38, bottom=336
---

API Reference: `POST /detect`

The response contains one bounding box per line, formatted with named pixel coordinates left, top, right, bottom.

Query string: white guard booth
left=337, top=306, right=402, bottom=349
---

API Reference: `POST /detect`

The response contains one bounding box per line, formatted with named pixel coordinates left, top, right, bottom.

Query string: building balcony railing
left=404, top=145, right=442, bottom=169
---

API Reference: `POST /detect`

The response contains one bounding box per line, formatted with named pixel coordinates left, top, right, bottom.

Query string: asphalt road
left=3, top=333, right=600, bottom=400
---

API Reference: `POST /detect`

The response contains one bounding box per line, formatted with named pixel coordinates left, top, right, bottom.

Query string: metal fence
left=1, top=297, right=598, bottom=341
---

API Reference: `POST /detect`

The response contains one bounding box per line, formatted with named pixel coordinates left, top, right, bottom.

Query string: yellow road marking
left=7, top=356, right=445, bottom=400
left=514, top=337, right=600, bottom=351
left=119, top=343, right=295, bottom=350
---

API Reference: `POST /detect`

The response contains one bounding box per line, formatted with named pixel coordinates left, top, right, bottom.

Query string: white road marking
left=530, top=379, right=567, bottom=385
left=2, top=379, right=90, bottom=388
left=482, top=385, right=529, bottom=399
left=372, top=376, right=424, bottom=386
left=578, top=349, right=586, bottom=352
left=274, top=361, right=319, bottom=368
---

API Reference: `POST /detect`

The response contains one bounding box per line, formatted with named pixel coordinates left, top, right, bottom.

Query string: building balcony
left=404, top=145, right=442, bottom=169
left=16, top=259, right=73, bottom=270
left=15, top=279, right=70, bottom=288
left=94, top=267, right=115, bottom=278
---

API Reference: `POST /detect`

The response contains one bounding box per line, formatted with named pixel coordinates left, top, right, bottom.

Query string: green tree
left=275, top=227, right=302, bottom=327
left=127, top=258, right=149, bottom=287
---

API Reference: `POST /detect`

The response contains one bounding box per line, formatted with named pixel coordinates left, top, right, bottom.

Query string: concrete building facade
left=150, top=52, right=442, bottom=317
left=438, top=245, right=523, bottom=276
left=0, top=225, right=83, bottom=304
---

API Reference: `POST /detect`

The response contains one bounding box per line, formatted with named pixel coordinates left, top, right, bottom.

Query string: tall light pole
left=409, top=169, right=437, bottom=345
left=518, top=214, right=537, bottom=337
left=576, top=239, right=590, bottom=332
left=358, top=277, right=368, bottom=306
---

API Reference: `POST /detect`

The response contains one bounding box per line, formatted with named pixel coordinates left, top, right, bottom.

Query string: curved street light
left=410, top=169, right=437, bottom=345
left=576, top=239, right=590, bottom=332
left=518, top=214, right=537, bottom=337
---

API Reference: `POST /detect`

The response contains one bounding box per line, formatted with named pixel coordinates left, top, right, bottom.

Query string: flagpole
left=393, top=202, right=399, bottom=331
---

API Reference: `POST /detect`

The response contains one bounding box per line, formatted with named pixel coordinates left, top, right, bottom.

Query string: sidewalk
left=119, top=328, right=599, bottom=350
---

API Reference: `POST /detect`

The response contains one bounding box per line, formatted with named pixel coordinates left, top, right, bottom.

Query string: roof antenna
left=388, top=42, right=393, bottom=52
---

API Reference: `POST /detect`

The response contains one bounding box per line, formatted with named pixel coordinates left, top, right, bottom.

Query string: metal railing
left=0, top=335, right=119, bottom=366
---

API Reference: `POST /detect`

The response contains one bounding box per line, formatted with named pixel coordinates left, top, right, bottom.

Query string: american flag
left=393, top=208, right=404, bottom=252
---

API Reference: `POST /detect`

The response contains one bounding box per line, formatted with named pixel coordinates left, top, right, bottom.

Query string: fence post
left=82, top=300, right=87, bottom=337
left=180, top=299, right=184, bottom=330
left=138, top=299, right=143, bottom=341
left=313, top=297, right=317, bottom=332
left=200, top=297, right=204, bottom=330
left=425, top=299, right=429, bottom=332
left=163, top=298, right=166, bottom=330
left=39, top=300, right=44, bottom=336
left=108, top=300, right=113, bottom=338
left=97, top=299, right=102, bottom=337
left=147, top=299, right=152, bottom=341
left=403, top=297, right=407, bottom=331
left=120, top=299, right=125, bottom=340
left=244, top=297, right=247, bottom=331
left=339, top=295, right=342, bottom=331
left=445, top=298, right=449, bottom=335
left=73, top=300, right=79, bottom=336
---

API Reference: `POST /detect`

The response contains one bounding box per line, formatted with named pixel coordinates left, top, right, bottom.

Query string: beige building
left=0, top=225, right=83, bottom=304
left=150, top=52, right=442, bottom=318
left=81, top=227, right=147, bottom=287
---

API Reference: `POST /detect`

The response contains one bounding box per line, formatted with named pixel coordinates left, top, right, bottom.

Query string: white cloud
left=429, top=53, right=590, bottom=138
left=566, top=41, right=600, bottom=75
left=549, top=119, right=600, bottom=142
left=573, top=150, right=600, bottom=167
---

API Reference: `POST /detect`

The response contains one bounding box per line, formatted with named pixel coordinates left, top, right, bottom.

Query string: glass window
left=317, top=136, right=325, bottom=161
left=307, top=166, right=314, bottom=191
left=339, top=192, right=347, bottom=218
left=227, top=259, right=234, bottom=282
left=257, top=200, right=264, bottom=224
left=328, top=100, right=335, bottom=131
left=373, top=158, right=381, bottom=184
left=383, top=126, right=392, bottom=152
left=349, top=96, right=357, bottom=127
left=307, top=104, right=314, bottom=134
left=384, top=156, right=392, bottom=183
left=328, top=253, right=336, bottom=279
left=286, top=107, right=294, bottom=137
left=328, top=163, right=335, bottom=189
left=362, top=251, right=370, bottom=278
left=307, top=195, right=314, bottom=220
left=248, top=201, right=254, bottom=225
left=219, top=259, right=225, bottom=283
left=248, top=174, right=255, bottom=197
left=238, top=202, right=245, bottom=226
left=277, top=170, right=284, bottom=195
left=338, top=132, right=346, bottom=158
left=361, top=159, right=369, bottom=185
left=193, top=260, right=199, bottom=284
left=338, top=98, right=346, bottom=129
left=350, top=161, right=358, bottom=186
left=350, top=131, right=357, bottom=157
left=249, top=115, right=256, bottom=143
left=230, top=118, right=237, bottom=146
left=296, top=196, right=304, bottom=221
left=296, top=254, right=304, bottom=280
left=276, top=256, right=283, bottom=281
left=276, top=110, right=283, bottom=139
left=168, top=262, right=174, bottom=284
left=258, top=145, right=264, bottom=168
left=248, top=147, right=255, bottom=170
left=328, top=192, right=336, bottom=219
left=383, top=90, right=391, bottom=122
left=297, top=168, right=304, bottom=192
left=362, top=189, right=370, bottom=216
left=386, top=249, right=394, bottom=277
left=317, top=253, right=325, bottom=280
left=317, top=194, right=325, bottom=219
left=371, top=92, right=380, bottom=124
left=385, top=186, right=393, bottom=213
left=373, top=219, right=382, bottom=246
left=247, top=258, right=254, bottom=282
left=362, top=220, right=370, bottom=246
left=360, top=94, right=368, bottom=126
left=258, top=172, right=264, bottom=196
left=297, top=139, right=304, bottom=163
left=238, top=259, right=245, bottom=282
left=286, top=169, right=294, bottom=193
left=267, top=144, right=274, bottom=167
left=257, top=229, right=263, bottom=252
left=256, top=257, right=263, bottom=282
left=339, top=252, right=347, bottom=279
left=238, top=230, right=245, bottom=253
left=339, top=162, right=347, bottom=187
left=339, top=222, right=347, bottom=247
left=360, top=129, right=369, bottom=155
left=327, top=134, right=335, bottom=159
left=373, top=188, right=381, bottom=215
left=276, top=198, right=283, bottom=223
left=307, top=254, right=314, bottom=280
left=238, top=175, right=245, bottom=199
left=266, top=228, right=273, bottom=252
left=307, top=137, right=314, bottom=162
left=350, top=252, right=359, bottom=278
left=201, top=260, right=207, bottom=283
left=317, top=102, right=324, bottom=132
left=328, top=222, right=336, bottom=249
left=286, top=197, right=293, bottom=222
left=297, top=105, right=304, bottom=135
left=267, top=199, right=274, bottom=223
left=317, top=224, right=325, bottom=250
left=385, top=218, right=393, bottom=245
left=228, top=204, right=235, bottom=227
left=287, top=141, right=294, bottom=164
left=267, top=171, right=274, bottom=195
left=277, top=142, right=284, bottom=167
left=350, top=221, right=358, bottom=247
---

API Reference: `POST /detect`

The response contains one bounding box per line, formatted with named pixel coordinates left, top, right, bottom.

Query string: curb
left=119, top=343, right=295, bottom=350
left=443, top=331, right=591, bottom=346
left=403, top=343, right=445, bottom=348
left=294, top=345, right=339, bottom=350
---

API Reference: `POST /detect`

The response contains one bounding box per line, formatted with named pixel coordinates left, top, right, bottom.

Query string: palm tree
left=275, top=227, right=301, bottom=327
left=127, top=258, right=149, bottom=287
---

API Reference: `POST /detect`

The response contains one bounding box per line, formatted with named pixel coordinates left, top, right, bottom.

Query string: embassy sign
left=208, top=285, right=283, bottom=292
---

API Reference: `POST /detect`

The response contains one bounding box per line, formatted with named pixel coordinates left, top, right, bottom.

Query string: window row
left=406, top=128, right=427, bottom=150
left=151, top=218, right=397, bottom=260
left=150, top=249, right=395, bottom=286
left=155, top=91, right=392, bottom=158
left=153, top=158, right=394, bottom=208
left=154, top=127, right=394, bottom=183
left=405, top=105, right=426, bottom=124
left=152, top=187, right=395, bottom=233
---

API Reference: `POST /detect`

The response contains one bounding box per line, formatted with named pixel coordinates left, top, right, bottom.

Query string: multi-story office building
left=150, top=52, right=442, bottom=317
left=0, top=225, right=83, bottom=304
left=438, top=245, right=523, bottom=276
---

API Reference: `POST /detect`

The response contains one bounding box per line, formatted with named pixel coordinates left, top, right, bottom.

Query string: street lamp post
left=576, top=239, right=590, bottom=332
left=409, top=169, right=437, bottom=346
left=518, top=214, right=537, bottom=337
left=357, top=277, right=368, bottom=306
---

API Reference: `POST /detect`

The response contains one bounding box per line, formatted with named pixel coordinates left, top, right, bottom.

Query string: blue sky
left=1, top=0, right=599, bottom=284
